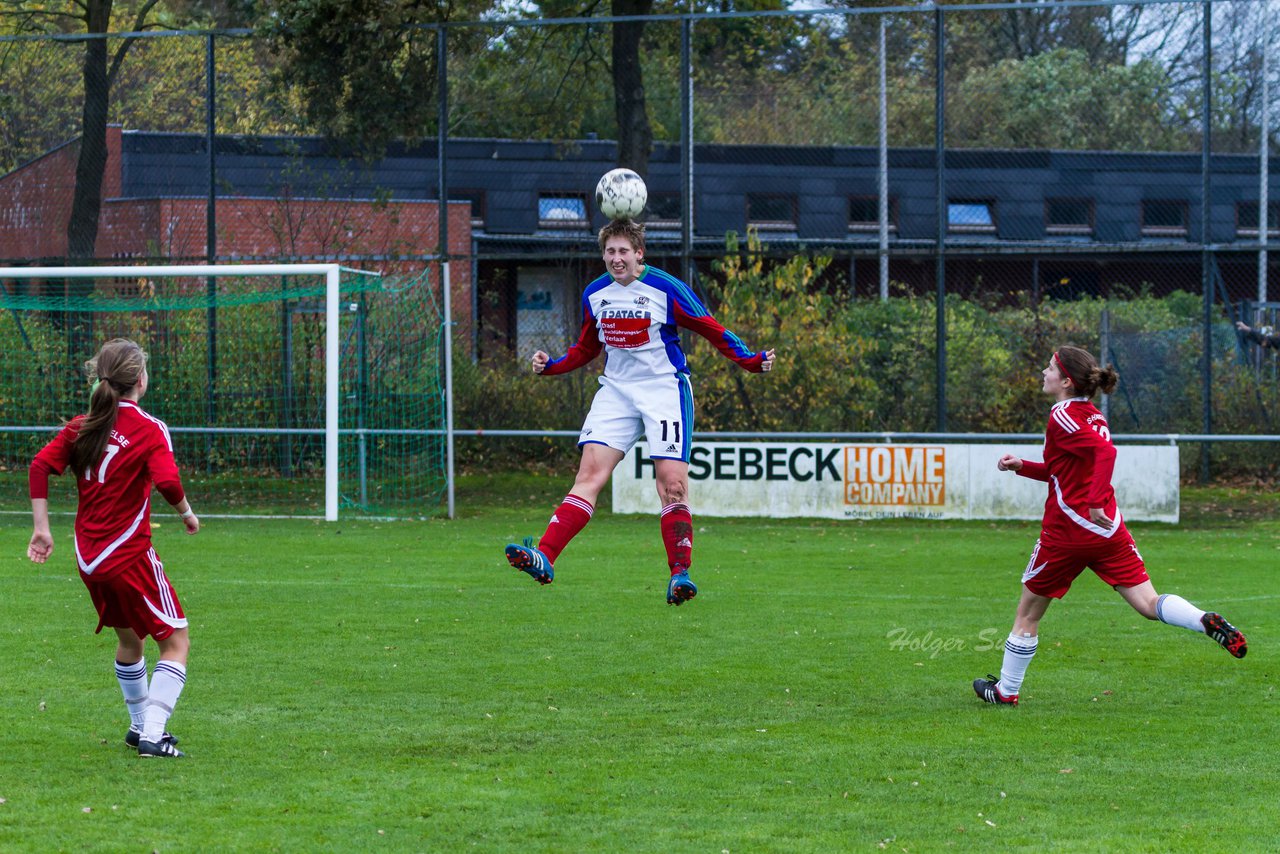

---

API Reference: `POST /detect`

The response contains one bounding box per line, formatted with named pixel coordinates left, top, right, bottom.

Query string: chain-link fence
left=0, top=268, right=446, bottom=517
left=2, top=1, right=1278, bottom=480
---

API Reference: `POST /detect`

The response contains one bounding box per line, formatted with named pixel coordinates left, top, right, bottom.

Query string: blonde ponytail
left=69, top=339, right=147, bottom=475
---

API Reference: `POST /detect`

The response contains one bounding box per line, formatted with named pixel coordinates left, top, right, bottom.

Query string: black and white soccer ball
left=595, top=168, right=647, bottom=220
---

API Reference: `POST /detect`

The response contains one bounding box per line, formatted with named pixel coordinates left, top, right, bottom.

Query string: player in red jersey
left=504, top=218, right=776, bottom=605
left=27, top=339, right=199, bottom=756
left=973, top=345, right=1247, bottom=706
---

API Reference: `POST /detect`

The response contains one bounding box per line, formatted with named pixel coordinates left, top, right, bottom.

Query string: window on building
left=1140, top=199, right=1188, bottom=237
left=747, top=193, right=797, bottom=230
left=947, top=200, right=996, bottom=233
left=1236, top=201, right=1280, bottom=238
left=452, top=189, right=485, bottom=226
left=539, top=193, right=588, bottom=229
left=646, top=193, right=683, bottom=228
left=1045, top=198, right=1093, bottom=236
left=849, top=195, right=896, bottom=233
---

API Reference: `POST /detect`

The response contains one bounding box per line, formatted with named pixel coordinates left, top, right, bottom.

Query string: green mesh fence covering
left=0, top=268, right=445, bottom=518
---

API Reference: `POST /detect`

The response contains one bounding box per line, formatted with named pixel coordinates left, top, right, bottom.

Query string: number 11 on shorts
left=660, top=420, right=681, bottom=443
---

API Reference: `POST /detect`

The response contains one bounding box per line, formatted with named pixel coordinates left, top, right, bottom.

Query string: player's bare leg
left=571, top=444, right=625, bottom=506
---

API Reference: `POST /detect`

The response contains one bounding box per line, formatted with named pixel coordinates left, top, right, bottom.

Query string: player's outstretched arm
left=538, top=313, right=604, bottom=376
left=1002, top=455, right=1050, bottom=482
left=997, top=454, right=1023, bottom=472
left=28, top=498, right=53, bottom=563
left=675, top=309, right=772, bottom=372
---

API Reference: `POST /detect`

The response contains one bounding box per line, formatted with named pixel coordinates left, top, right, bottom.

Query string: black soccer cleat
left=125, top=725, right=178, bottom=749
left=1202, top=612, right=1248, bottom=659
left=973, top=674, right=1018, bottom=706
left=137, top=734, right=185, bottom=758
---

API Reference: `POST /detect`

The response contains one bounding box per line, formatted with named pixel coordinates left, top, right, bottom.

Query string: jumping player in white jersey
left=504, top=218, right=776, bottom=605
left=28, top=339, right=199, bottom=756
left=973, top=345, right=1247, bottom=706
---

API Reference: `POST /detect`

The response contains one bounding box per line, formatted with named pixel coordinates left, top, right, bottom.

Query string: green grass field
left=0, top=478, right=1275, bottom=852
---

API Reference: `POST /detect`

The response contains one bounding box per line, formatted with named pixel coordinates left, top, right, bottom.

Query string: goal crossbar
left=0, top=263, right=379, bottom=521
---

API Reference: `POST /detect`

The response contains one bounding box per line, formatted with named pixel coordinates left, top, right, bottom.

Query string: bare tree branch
left=107, top=0, right=163, bottom=85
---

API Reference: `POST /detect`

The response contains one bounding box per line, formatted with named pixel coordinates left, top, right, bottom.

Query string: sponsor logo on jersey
left=599, top=299, right=611, bottom=307
left=600, top=316, right=651, bottom=348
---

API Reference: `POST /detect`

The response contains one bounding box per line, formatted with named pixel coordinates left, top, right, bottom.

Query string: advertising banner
left=613, top=443, right=1179, bottom=522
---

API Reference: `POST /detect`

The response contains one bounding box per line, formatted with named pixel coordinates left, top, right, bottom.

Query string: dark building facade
left=3, top=129, right=1276, bottom=360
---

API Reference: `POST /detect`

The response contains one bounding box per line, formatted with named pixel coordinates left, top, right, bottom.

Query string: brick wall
left=0, top=126, right=473, bottom=335
left=0, top=125, right=123, bottom=260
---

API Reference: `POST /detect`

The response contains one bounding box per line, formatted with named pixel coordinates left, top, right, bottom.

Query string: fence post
left=1260, top=32, right=1270, bottom=312
left=934, top=6, right=947, bottom=432
left=1100, top=307, right=1111, bottom=422
left=878, top=14, right=889, bottom=303
left=681, top=15, right=694, bottom=286
left=205, top=32, right=218, bottom=471
left=438, top=24, right=456, bottom=520
left=1200, top=1, right=1213, bottom=483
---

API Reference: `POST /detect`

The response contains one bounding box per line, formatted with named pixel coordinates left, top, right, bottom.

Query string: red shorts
left=81, top=547, right=187, bottom=641
left=1020, top=530, right=1150, bottom=599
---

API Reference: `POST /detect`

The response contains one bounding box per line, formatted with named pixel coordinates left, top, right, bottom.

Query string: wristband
left=180, top=509, right=195, bottom=519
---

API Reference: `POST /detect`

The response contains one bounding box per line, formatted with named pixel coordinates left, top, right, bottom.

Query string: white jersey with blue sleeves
left=542, top=265, right=764, bottom=381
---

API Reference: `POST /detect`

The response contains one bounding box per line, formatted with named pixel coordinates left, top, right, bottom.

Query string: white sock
left=115, top=658, right=148, bottom=728
left=142, top=660, right=187, bottom=742
left=998, top=633, right=1038, bottom=696
left=1156, top=594, right=1207, bottom=633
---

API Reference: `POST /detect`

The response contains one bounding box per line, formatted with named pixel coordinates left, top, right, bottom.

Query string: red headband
left=1053, top=351, right=1078, bottom=388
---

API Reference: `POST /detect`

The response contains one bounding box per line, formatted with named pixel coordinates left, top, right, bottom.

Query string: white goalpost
left=0, top=263, right=372, bottom=521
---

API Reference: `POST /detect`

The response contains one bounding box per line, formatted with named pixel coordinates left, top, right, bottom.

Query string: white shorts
left=579, top=373, right=694, bottom=461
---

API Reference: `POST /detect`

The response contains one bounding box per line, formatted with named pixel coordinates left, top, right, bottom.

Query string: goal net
left=0, top=264, right=445, bottom=519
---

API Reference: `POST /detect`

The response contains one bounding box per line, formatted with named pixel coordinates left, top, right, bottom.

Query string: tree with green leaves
left=610, top=0, right=653, bottom=173
left=254, top=0, right=451, bottom=153
left=0, top=1, right=208, bottom=259
left=946, top=48, right=1183, bottom=152
left=255, top=0, right=664, bottom=174
left=255, top=0, right=824, bottom=178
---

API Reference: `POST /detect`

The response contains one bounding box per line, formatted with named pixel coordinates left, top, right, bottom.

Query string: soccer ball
left=595, top=168, right=647, bottom=220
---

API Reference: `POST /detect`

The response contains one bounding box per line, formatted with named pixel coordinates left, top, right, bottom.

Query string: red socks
left=538, top=494, right=594, bottom=564
left=660, top=502, right=693, bottom=573
left=539, top=495, right=692, bottom=573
